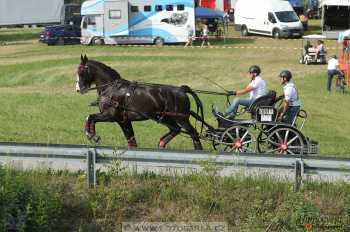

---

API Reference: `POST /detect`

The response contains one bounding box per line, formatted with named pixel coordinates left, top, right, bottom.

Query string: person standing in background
left=200, top=23, right=211, bottom=48
left=327, top=55, right=341, bottom=92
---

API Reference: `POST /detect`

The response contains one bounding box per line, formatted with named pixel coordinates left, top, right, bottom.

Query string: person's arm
left=336, top=59, right=340, bottom=70
left=278, top=99, right=289, bottom=121
left=236, top=85, right=254, bottom=96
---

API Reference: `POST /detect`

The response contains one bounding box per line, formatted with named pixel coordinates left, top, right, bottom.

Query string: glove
left=227, top=91, right=236, bottom=96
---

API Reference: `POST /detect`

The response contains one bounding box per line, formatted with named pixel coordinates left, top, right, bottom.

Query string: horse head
left=76, top=55, right=123, bottom=94
left=76, top=54, right=94, bottom=94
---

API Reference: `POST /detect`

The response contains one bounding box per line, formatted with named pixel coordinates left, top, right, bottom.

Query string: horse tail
left=181, top=85, right=204, bottom=133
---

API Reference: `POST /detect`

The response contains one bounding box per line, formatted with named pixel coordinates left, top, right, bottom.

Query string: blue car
left=39, top=24, right=81, bottom=45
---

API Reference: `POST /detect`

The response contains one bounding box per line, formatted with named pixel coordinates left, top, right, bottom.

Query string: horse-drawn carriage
left=76, top=55, right=318, bottom=156
left=201, top=91, right=318, bottom=155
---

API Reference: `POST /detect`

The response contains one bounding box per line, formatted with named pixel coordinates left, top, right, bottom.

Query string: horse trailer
left=80, top=0, right=195, bottom=45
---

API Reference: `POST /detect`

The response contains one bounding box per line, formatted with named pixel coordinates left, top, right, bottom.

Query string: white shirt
left=248, top=76, right=267, bottom=100
left=283, top=82, right=301, bottom=106
left=202, top=26, right=208, bottom=36
left=327, top=58, right=339, bottom=70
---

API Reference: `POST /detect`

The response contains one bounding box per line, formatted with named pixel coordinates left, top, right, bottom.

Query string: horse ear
left=81, top=54, right=84, bottom=63
left=84, top=55, right=88, bottom=63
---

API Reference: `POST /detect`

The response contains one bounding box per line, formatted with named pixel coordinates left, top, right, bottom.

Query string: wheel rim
left=242, top=27, right=248, bottom=36
left=218, top=126, right=256, bottom=153
left=265, top=128, right=304, bottom=155
left=57, top=37, right=64, bottom=45
left=155, top=38, right=164, bottom=47
left=273, top=30, right=280, bottom=39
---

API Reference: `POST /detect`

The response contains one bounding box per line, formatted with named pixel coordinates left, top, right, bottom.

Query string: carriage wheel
left=265, top=127, right=304, bottom=155
left=218, top=126, right=256, bottom=153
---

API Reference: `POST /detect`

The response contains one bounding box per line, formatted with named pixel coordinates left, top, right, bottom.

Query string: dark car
left=39, top=24, right=81, bottom=45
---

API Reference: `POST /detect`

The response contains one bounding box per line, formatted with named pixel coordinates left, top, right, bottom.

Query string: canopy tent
left=302, top=34, right=327, bottom=39
left=319, top=0, right=350, bottom=6
left=195, top=7, right=225, bottom=19
left=338, top=29, right=350, bottom=42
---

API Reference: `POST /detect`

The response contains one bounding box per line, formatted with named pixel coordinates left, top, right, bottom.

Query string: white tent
left=302, top=34, right=327, bottom=39
left=320, top=0, right=350, bottom=6
left=338, top=29, right=350, bottom=42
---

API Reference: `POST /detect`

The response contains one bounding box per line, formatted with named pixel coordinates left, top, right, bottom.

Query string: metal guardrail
left=0, top=142, right=350, bottom=190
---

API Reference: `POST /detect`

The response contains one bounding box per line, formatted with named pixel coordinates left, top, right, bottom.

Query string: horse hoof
left=85, top=132, right=93, bottom=140
left=92, top=135, right=101, bottom=143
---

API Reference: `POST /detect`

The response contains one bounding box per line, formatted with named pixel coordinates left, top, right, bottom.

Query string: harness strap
left=160, top=112, right=189, bottom=118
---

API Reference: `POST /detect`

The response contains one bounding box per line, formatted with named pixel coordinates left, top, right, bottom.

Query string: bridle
left=77, top=63, right=119, bottom=92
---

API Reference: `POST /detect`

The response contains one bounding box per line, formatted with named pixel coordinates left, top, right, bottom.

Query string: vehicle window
left=177, top=4, right=184, bottom=11
left=109, top=10, right=121, bottom=19
left=131, top=5, right=138, bottom=12
left=155, top=5, right=163, bottom=11
left=87, top=16, right=96, bottom=26
left=275, top=11, right=299, bottom=23
left=83, top=21, right=87, bottom=29
left=268, top=12, right=277, bottom=23
left=144, top=5, right=151, bottom=12
left=166, top=5, right=173, bottom=11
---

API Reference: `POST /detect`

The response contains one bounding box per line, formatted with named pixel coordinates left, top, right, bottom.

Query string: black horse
left=76, top=55, right=204, bottom=150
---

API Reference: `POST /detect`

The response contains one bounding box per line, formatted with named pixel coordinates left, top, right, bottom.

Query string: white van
left=234, top=0, right=304, bottom=38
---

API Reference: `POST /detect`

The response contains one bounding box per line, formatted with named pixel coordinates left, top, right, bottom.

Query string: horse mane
left=88, top=60, right=122, bottom=80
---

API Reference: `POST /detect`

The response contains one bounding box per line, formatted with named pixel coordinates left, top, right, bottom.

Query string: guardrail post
left=294, top=158, right=304, bottom=192
left=87, top=149, right=96, bottom=188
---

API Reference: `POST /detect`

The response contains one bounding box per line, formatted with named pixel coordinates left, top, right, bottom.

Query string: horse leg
left=159, top=118, right=181, bottom=148
left=85, top=112, right=113, bottom=143
left=176, top=118, right=203, bottom=150
left=118, top=121, right=137, bottom=149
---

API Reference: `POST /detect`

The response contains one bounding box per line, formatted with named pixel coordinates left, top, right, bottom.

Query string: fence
left=1, top=142, right=350, bottom=191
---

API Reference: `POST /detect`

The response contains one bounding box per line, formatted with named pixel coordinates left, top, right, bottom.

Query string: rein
left=87, top=80, right=119, bottom=92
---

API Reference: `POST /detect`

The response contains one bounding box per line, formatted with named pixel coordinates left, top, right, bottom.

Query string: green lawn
left=0, top=26, right=348, bottom=155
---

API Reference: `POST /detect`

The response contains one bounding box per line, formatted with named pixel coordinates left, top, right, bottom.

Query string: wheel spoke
left=224, top=146, right=232, bottom=152
left=242, top=139, right=253, bottom=145
left=288, top=146, right=303, bottom=149
left=266, top=148, right=280, bottom=153
left=286, top=149, right=295, bottom=155
left=226, top=132, right=233, bottom=141
left=220, top=142, right=234, bottom=146
left=267, top=138, right=280, bottom=146
left=287, top=135, right=299, bottom=145
left=276, top=131, right=283, bottom=143
left=241, top=130, right=249, bottom=140
left=284, top=130, right=290, bottom=143
left=235, top=127, right=240, bottom=138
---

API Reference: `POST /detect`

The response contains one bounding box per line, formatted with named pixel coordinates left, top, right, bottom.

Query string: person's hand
left=227, top=91, right=236, bottom=96
left=277, top=113, right=283, bottom=121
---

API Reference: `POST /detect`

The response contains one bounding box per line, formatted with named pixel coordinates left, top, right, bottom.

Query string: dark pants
left=327, top=69, right=341, bottom=92
left=283, top=106, right=300, bottom=125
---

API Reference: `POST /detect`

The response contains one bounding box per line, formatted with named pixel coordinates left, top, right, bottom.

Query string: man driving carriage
left=278, top=70, right=301, bottom=125
left=218, top=65, right=268, bottom=119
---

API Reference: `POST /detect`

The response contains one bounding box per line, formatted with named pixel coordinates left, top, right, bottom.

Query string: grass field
left=0, top=24, right=349, bottom=155
left=2, top=167, right=350, bottom=231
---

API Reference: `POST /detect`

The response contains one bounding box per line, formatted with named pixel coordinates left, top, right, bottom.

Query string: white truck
left=0, top=0, right=80, bottom=26
left=320, top=0, right=350, bottom=39
left=234, top=0, right=304, bottom=38
left=80, top=0, right=195, bottom=45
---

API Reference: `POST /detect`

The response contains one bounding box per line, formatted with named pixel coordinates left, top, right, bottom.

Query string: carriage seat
left=247, top=90, right=277, bottom=116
